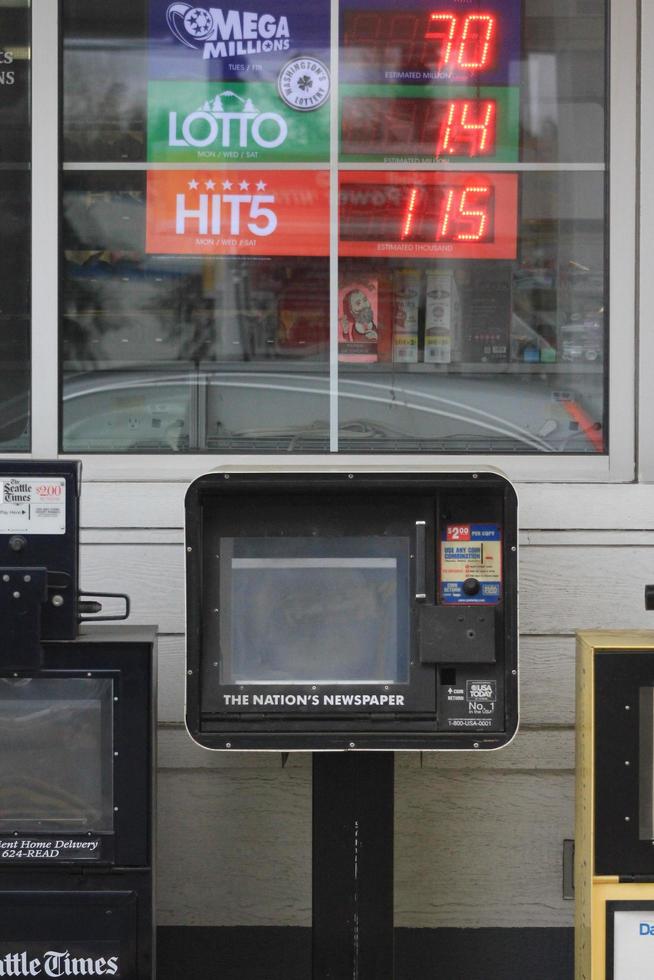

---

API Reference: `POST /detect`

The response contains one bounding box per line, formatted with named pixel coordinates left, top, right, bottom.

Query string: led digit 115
left=341, top=182, right=494, bottom=243
left=338, top=172, right=518, bottom=260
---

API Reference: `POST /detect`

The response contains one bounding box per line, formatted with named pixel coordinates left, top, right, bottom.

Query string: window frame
left=639, top=0, right=654, bottom=482
left=11, top=0, right=637, bottom=481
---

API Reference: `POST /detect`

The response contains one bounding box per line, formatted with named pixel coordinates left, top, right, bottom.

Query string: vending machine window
left=219, top=536, right=410, bottom=686
left=0, top=677, right=114, bottom=835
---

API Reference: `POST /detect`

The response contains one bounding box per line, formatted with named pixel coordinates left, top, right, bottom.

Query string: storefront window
left=0, top=0, right=30, bottom=451
left=61, top=0, right=607, bottom=454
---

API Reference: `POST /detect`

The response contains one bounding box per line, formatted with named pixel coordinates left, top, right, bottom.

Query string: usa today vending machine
left=185, top=468, right=518, bottom=978
left=0, top=462, right=155, bottom=979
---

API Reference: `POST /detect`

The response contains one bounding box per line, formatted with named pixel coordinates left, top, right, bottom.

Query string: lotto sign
left=146, top=170, right=330, bottom=256
left=147, top=80, right=330, bottom=162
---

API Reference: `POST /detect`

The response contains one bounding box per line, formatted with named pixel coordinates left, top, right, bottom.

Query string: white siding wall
left=78, top=480, right=654, bottom=928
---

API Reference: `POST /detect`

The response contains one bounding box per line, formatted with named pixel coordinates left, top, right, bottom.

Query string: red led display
left=342, top=10, right=499, bottom=74
left=339, top=171, right=518, bottom=260
left=341, top=96, right=497, bottom=158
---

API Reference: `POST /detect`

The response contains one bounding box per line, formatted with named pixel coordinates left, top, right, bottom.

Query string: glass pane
left=521, top=0, right=606, bottom=164
left=62, top=0, right=147, bottom=162
left=0, top=678, right=114, bottom=833
left=339, top=0, right=606, bottom=166
left=220, top=537, right=410, bottom=684
left=336, top=169, right=605, bottom=453
left=0, top=0, right=30, bottom=451
left=640, top=687, right=654, bottom=841
left=61, top=0, right=609, bottom=456
left=61, top=172, right=329, bottom=452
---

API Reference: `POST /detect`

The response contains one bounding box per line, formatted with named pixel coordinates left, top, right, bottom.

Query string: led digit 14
left=437, top=100, right=496, bottom=157
left=340, top=96, right=498, bottom=158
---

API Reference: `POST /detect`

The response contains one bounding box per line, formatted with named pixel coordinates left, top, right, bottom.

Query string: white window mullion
left=639, top=0, right=654, bottom=480
left=607, top=0, right=637, bottom=480
left=30, top=0, right=59, bottom=457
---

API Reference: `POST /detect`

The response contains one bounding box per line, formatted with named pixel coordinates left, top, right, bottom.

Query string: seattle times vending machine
left=0, top=461, right=155, bottom=979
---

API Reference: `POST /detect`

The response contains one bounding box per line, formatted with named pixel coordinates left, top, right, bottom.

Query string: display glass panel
left=219, top=536, right=410, bottom=684
left=639, top=687, right=654, bottom=841
left=0, top=678, right=114, bottom=833
left=0, top=0, right=30, bottom=452
left=61, top=0, right=608, bottom=455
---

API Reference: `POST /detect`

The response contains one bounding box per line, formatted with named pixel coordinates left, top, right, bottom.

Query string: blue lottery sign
left=149, top=0, right=331, bottom=83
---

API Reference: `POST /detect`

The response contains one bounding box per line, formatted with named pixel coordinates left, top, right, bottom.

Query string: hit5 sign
left=146, top=169, right=330, bottom=256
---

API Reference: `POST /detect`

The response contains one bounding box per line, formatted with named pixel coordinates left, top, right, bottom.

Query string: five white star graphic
left=186, top=178, right=271, bottom=194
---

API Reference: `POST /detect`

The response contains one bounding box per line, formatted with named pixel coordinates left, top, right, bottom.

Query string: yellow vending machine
left=576, top=630, right=654, bottom=980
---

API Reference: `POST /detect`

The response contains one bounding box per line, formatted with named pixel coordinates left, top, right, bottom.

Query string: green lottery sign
left=147, top=80, right=330, bottom=163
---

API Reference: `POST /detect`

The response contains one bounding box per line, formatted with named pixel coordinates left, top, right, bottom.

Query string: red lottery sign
left=146, top=170, right=330, bottom=256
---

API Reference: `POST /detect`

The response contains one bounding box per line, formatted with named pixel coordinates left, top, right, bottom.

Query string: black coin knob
left=8, top=535, right=27, bottom=553
left=463, top=577, right=480, bottom=596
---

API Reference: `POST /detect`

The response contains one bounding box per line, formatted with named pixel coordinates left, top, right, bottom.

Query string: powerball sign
left=146, top=170, right=330, bottom=256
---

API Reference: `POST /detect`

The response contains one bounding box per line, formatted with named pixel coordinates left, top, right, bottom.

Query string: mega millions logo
left=165, top=3, right=291, bottom=58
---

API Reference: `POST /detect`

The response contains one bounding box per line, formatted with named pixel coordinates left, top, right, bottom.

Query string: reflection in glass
left=62, top=0, right=147, bottom=162
left=0, top=2, right=30, bottom=450
left=336, top=170, right=606, bottom=453
left=61, top=175, right=330, bottom=452
left=220, top=537, right=410, bottom=684
left=0, top=678, right=114, bottom=833
left=521, top=0, right=606, bottom=164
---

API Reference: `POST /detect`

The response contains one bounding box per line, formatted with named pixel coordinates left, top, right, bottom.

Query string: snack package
left=392, top=269, right=421, bottom=364
left=424, top=270, right=461, bottom=364
left=338, top=278, right=379, bottom=363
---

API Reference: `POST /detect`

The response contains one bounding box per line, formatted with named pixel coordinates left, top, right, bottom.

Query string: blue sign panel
left=149, top=1, right=331, bottom=83
left=440, top=523, right=503, bottom=605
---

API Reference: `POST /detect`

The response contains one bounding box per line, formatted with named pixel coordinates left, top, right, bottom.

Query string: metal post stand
left=312, top=752, right=395, bottom=980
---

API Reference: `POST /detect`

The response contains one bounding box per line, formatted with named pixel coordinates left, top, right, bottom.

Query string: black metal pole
left=312, top=752, right=395, bottom=980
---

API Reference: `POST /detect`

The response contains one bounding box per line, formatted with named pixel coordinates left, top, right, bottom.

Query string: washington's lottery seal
left=277, top=57, right=330, bottom=111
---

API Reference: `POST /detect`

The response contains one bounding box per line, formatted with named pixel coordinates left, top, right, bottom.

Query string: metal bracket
left=563, top=839, right=575, bottom=899
left=78, top=591, right=130, bottom=623
left=0, top=567, right=48, bottom=670
left=418, top=604, right=497, bottom=664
